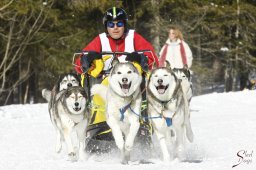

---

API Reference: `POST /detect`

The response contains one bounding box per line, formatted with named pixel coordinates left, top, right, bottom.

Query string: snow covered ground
left=0, top=91, right=255, bottom=170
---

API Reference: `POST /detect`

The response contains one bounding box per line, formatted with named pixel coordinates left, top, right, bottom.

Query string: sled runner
left=72, top=50, right=155, bottom=154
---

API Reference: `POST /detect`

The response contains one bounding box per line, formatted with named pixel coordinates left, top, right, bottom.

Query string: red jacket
left=75, top=31, right=159, bottom=74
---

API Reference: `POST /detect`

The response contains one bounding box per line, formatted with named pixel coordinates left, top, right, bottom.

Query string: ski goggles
left=107, top=21, right=124, bottom=28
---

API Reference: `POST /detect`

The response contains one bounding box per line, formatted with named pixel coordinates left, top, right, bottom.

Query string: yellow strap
left=145, top=72, right=151, bottom=80
left=96, top=129, right=112, bottom=136
left=87, top=59, right=104, bottom=78
left=102, top=55, right=112, bottom=62
left=132, top=62, right=143, bottom=75
left=81, top=74, right=85, bottom=87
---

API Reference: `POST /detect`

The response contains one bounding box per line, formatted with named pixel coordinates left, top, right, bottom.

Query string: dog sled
left=72, top=50, right=155, bottom=154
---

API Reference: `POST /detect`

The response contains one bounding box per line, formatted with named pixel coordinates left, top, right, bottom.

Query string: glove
left=126, top=52, right=149, bottom=72
left=140, top=54, right=149, bottom=72
left=126, top=52, right=142, bottom=64
left=183, top=65, right=191, bottom=80
left=80, top=51, right=102, bottom=73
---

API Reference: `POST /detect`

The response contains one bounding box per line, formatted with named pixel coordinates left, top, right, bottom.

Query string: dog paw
left=68, top=152, right=78, bottom=162
left=121, top=159, right=128, bottom=164
left=121, top=153, right=130, bottom=164
left=163, top=157, right=170, bottom=163
left=176, top=146, right=186, bottom=161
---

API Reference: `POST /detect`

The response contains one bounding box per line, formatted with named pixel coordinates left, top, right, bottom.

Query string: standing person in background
left=159, top=25, right=193, bottom=102
left=159, top=26, right=193, bottom=71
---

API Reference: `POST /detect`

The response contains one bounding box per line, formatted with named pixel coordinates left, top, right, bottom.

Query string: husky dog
left=91, top=61, right=142, bottom=164
left=42, top=73, right=80, bottom=103
left=43, top=86, right=89, bottom=161
left=147, top=64, right=194, bottom=162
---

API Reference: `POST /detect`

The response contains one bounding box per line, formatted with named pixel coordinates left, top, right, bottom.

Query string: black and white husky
left=42, top=73, right=80, bottom=103
left=147, top=64, right=194, bottom=162
left=91, top=61, right=142, bottom=164
left=43, top=86, right=88, bottom=161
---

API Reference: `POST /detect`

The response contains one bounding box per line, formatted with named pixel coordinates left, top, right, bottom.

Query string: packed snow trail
left=0, top=91, right=255, bottom=170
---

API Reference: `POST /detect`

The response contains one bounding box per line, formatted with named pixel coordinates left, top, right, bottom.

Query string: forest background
left=0, top=0, right=255, bottom=105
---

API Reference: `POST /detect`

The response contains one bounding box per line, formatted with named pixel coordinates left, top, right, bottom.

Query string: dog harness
left=99, top=30, right=135, bottom=71
left=119, top=69, right=181, bottom=126
left=146, top=76, right=181, bottom=127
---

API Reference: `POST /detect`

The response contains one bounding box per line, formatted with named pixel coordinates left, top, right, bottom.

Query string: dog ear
left=111, top=58, right=119, bottom=67
left=70, top=72, right=81, bottom=85
left=152, top=62, right=158, bottom=70
left=56, top=74, right=64, bottom=91
left=65, top=88, right=71, bottom=97
left=75, top=74, right=82, bottom=87
left=165, top=60, right=171, bottom=69
left=79, top=87, right=87, bottom=98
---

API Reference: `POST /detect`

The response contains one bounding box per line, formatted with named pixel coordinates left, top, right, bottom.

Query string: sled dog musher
left=73, top=7, right=159, bottom=154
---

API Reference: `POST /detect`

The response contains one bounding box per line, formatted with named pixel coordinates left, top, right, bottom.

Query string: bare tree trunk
left=232, top=0, right=240, bottom=91
left=225, top=64, right=233, bottom=92
left=150, top=0, right=160, bottom=54
left=18, top=59, right=22, bottom=104
left=24, top=83, right=29, bottom=104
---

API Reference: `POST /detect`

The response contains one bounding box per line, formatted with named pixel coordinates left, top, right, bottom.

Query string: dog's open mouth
left=119, top=82, right=131, bottom=94
left=73, top=107, right=81, bottom=112
left=156, top=85, right=169, bottom=94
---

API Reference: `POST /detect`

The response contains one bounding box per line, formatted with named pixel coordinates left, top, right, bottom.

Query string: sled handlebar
left=72, top=50, right=154, bottom=67
left=100, top=50, right=152, bottom=56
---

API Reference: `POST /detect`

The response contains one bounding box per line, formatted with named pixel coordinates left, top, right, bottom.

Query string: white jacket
left=159, top=39, right=193, bottom=69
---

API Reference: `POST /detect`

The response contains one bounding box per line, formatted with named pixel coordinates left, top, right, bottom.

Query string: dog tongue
left=122, top=89, right=129, bottom=94
left=158, top=89, right=165, bottom=94
left=157, top=86, right=166, bottom=94
left=122, top=84, right=129, bottom=94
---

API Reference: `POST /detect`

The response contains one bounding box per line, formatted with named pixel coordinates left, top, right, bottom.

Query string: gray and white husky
left=91, top=61, right=142, bottom=164
left=147, top=64, right=194, bottom=162
left=42, top=86, right=88, bottom=161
